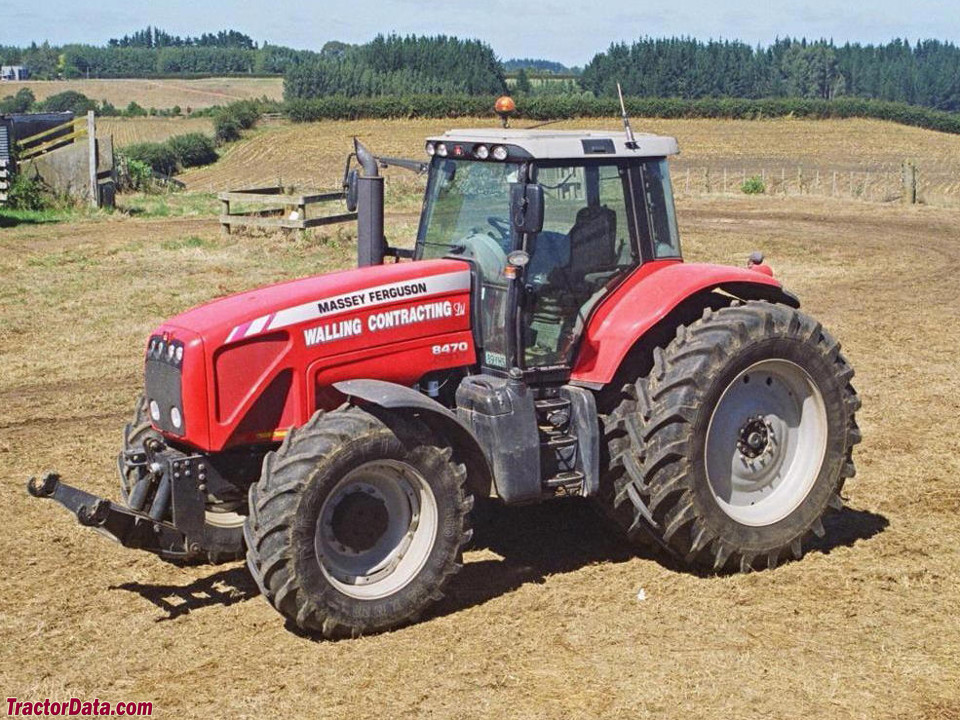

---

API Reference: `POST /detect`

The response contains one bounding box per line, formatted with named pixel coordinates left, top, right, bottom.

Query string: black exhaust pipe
left=354, top=138, right=385, bottom=267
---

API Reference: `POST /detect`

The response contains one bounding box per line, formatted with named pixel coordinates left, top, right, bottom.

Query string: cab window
left=637, top=159, right=681, bottom=259
left=522, top=162, right=638, bottom=367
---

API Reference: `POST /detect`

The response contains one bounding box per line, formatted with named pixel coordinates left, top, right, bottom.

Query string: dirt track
left=1, top=195, right=959, bottom=719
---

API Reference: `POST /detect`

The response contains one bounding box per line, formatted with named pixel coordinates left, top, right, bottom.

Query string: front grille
left=145, top=335, right=185, bottom=436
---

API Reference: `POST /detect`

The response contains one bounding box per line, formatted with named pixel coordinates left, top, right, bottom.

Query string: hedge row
left=286, top=95, right=960, bottom=135
left=122, top=133, right=218, bottom=175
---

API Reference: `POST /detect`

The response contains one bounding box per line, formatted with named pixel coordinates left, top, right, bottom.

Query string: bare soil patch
left=1, top=191, right=958, bottom=718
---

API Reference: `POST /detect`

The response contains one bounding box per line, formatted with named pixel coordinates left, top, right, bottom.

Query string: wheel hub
left=736, top=415, right=771, bottom=459
left=330, top=489, right=389, bottom=554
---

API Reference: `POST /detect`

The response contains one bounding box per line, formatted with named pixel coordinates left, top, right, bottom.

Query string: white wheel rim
left=704, top=359, right=828, bottom=527
left=315, top=460, right=438, bottom=600
left=204, top=509, right=245, bottom=528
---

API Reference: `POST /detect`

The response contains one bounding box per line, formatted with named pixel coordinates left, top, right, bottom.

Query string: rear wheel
left=119, top=395, right=245, bottom=564
left=600, top=301, right=861, bottom=571
left=244, top=406, right=473, bottom=638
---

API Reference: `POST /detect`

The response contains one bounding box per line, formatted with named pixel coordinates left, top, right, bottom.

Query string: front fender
left=333, top=379, right=494, bottom=498
left=570, top=261, right=797, bottom=387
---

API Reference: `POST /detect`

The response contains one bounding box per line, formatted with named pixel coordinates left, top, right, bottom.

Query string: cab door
left=520, top=161, right=641, bottom=369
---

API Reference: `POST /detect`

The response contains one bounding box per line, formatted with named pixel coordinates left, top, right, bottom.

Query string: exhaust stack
left=353, top=138, right=385, bottom=267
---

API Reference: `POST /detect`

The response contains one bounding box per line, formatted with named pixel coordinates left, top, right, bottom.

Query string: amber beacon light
left=495, top=95, right=516, bottom=127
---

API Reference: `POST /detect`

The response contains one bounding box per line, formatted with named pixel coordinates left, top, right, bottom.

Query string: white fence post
left=87, top=111, right=98, bottom=208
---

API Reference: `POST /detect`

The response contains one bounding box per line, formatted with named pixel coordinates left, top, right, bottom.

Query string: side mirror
left=344, top=168, right=359, bottom=212
left=510, top=183, right=544, bottom=235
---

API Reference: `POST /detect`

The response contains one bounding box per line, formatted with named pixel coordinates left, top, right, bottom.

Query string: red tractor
left=30, top=122, right=860, bottom=638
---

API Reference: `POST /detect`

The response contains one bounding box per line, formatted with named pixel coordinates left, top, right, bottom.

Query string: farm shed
left=0, top=65, right=29, bottom=81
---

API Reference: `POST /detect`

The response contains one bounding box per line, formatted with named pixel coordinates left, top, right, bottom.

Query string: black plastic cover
left=456, top=375, right=541, bottom=503
left=144, top=341, right=184, bottom=436
left=581, top=138, right=616, bottom=154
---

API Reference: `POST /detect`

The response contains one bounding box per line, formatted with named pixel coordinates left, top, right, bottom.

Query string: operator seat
left=568, top=205, right=617, bottom=279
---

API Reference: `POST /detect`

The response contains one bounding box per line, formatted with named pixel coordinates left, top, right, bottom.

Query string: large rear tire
left=600, top=301, right=861, bottom=571
left=119, top=395, right=246, bottom=564
left=244, top=405, right=473, bottom=638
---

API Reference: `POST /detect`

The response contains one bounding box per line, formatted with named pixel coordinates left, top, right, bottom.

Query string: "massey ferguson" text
left=315, top=281, right=429, bottom=315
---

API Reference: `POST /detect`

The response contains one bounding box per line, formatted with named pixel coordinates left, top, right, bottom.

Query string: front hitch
left=27, top=472, right=200, bottom=560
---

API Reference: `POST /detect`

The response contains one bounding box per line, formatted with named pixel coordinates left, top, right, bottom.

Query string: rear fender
left=570, top=262, right=799, bottom=387
left=333, top=379, right=494, bottom=499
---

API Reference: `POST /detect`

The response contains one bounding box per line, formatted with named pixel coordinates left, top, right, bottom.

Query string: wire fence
left=671, top=161, right=960, bottom=207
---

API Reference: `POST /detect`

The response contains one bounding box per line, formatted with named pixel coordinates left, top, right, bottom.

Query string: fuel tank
left=145, top=259, right=475, bottom=451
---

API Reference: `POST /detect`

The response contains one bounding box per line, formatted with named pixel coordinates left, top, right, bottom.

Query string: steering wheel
left=487, top=216, right=511, bottom=241
left=457, top=231, right=508, bottom=280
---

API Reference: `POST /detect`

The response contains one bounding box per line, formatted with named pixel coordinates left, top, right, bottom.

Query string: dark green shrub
left=225, top=100, right=261, bottom=129
left=741, top=176, right=766, bottom=194
left=211, top=99, right=263, bottom=144
left=117, top=157, right=154, bottom=192
left=0, top=88, right=36, bottom=113
left=166, top=133, right=218, bottom=168
left=7, top=173, right=50, bottom=210
left=41, top=90, right=96, bottom=114
left=213, top=114, right=242, bottom=143
left=125, top=101, right=148, bottom=117
left=123, top=142, right=178, bottom=175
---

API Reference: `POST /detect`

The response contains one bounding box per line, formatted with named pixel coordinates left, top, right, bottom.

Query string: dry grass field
left=0, top=77, right=283, bottom=110
left=99, top=117, right=215, bottom=147
left=1, top=118, right=960, bottom=719
left=182, top=116, right=960, bottom=205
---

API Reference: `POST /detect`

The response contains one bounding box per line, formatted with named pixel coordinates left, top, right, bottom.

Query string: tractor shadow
left=110, top=501, right=888, bottom=630
left=808, top=506, right=890, bottom=556
left=427, top=501, right=890, bottom=618
left=426, top=498, right=637, bottom=620
left=112, top=565, right=259, bottom=622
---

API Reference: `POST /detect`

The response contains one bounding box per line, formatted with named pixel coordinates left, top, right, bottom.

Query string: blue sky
left=1, top=0, right=958, bottom=66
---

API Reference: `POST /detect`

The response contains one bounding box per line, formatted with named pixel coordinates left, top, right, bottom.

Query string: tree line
left=284, top=35, right=506, bottom=98
left=0, top=41, right=317, bottom=79
left=581, top=37, right=960, bottom=111
left=108, top=27, right=257, bottom=49
left=3, top=30, right=960, bottom=113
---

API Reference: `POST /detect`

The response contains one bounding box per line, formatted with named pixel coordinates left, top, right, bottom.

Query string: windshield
left=416, top=157, right=520, bottom=371
left=416, top=158, right=520, bottom=263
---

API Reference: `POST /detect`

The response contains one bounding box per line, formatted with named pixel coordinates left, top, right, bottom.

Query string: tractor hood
left=148, top=257, right=476, bottom=451
left=160, top=258, right=472, bottom=348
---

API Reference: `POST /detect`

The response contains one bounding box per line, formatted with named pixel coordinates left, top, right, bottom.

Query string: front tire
left=601, top=301, right=861, bottom=571
left=244, top=406, right=473, bottom=638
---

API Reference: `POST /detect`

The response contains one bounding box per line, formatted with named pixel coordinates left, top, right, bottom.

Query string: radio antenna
left=617, top=82, right=638, bottom=149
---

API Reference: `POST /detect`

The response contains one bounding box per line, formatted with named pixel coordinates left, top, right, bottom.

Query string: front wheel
left=244, top=406, right=473, bottom=638
left=600, top=300, right=861, bottom=572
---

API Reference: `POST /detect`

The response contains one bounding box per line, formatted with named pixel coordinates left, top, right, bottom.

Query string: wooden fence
left=671, top=161, right=958, bottom=206
left=219, top=187, right=357, bottom=236
left=15, top=116, right=88, bottom=161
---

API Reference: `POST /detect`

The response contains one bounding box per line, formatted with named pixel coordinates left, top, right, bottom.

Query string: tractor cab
left=414, top=129, right=682, bottom=375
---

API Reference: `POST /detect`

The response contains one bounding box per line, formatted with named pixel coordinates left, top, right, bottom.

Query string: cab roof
left=427, top=128, right=680, bottom=160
